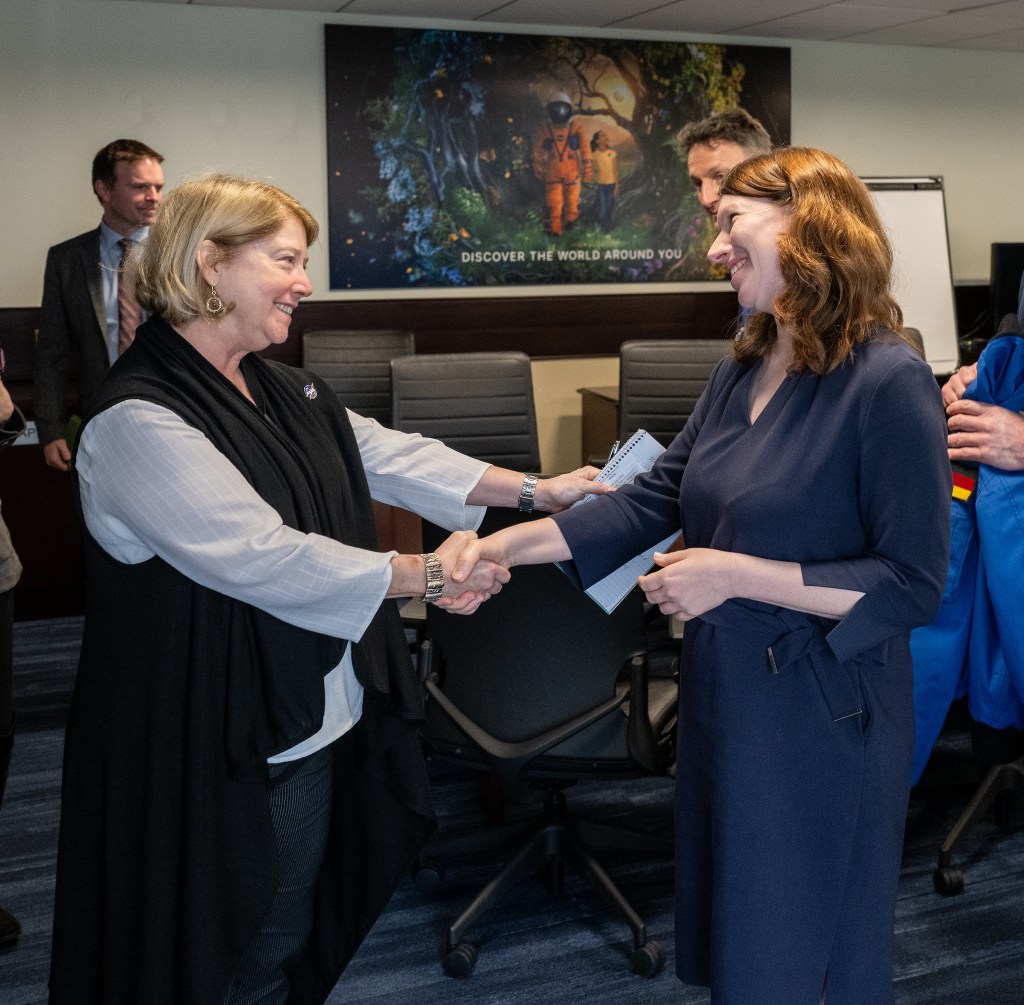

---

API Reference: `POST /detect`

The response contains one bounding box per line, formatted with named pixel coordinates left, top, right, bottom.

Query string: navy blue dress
left=553, top=335, right=950, bottom=1004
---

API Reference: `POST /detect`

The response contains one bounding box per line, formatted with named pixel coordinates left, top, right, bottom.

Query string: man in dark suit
left=34, top=139, right=165, bottom=471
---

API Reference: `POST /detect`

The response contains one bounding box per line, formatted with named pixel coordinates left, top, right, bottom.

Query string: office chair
left=933, top=729, right=1024, bottom=896
left=301, top=329, right=415, bottom=426
left=302, top=329, right=420, bottom=624
left=902, top=326, right=925, bottom=358
left=391, top=351, right=541, bottom=470
left=617, top=339, right=734, bottom=447
left=415, top=509, right=677, bottom=979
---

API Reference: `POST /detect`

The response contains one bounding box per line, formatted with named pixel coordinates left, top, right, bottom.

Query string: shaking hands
left=428, top=530, right=510, bottom=615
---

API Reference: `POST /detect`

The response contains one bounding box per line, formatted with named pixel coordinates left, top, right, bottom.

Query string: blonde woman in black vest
left=49, top=173, right=608, bottom=1005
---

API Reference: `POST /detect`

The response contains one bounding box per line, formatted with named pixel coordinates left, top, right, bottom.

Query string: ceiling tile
left=739, top=5, right=940, bottom=40
left=847, top=6, right=1024, bottom=43
left=338, top=0, right=511, bottom=18
left=190, top=0, right=344, bottom=8
left=479, top=0, right=669, bottom=28
left=108, top=0, right=1024, bottom=52
left=847, top=0, right=1010, bottom=8
left=612, top=0, right=826, bottom=33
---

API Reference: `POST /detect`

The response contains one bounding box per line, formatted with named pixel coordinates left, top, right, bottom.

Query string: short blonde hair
left=130, top=173, right=319, bottom=326
left=722, top=147, right=901, bottom=374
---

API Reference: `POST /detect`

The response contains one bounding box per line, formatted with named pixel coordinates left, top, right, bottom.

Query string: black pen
left=605, top=440, right=620, bottom=466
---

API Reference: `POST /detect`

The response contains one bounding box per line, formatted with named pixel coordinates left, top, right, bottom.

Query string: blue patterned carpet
left=1, top=618, right=1023, bottom=1004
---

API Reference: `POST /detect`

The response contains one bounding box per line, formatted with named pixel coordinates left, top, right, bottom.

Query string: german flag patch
left=952, top=470, right=976, bottom=502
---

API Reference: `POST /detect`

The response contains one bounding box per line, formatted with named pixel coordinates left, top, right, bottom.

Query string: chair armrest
left=419, top=630, right=632, bottom=791
left=424, top=671, right=627, bottom=767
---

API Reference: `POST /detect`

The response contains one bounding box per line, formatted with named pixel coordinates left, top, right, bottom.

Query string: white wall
left=4, top=0, right=1022, bottom=470
left=4, top=0, right=1023, bottom=307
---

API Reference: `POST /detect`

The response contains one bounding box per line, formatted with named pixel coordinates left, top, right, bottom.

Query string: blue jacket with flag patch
left=911, top=332, right=1024, bottom=783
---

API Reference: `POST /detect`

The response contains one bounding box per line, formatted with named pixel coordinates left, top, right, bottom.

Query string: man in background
left=34, top=139, right=165, bottom=471
left=677, top=108, right=772, bottom=222
left=678, top=110, right=773, bottom=327
left=942, top=270, right=1024, bottom=467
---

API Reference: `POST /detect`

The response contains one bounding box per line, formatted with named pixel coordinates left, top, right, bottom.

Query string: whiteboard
left=862, top=177, right=959, bottom=376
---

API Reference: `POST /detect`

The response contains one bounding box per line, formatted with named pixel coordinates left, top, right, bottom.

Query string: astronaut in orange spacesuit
left=532, top=94, right=593, bottom=236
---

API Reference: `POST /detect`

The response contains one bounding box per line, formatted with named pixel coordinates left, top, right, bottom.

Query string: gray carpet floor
left=2, top=617, right=1023, bottom=1004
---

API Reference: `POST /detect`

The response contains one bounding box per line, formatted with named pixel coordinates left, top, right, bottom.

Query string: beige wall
left=532, top=356, right=618, bottom=473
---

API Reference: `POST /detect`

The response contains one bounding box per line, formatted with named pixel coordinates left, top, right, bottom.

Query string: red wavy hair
left=721, top=147, right=903, bottom=374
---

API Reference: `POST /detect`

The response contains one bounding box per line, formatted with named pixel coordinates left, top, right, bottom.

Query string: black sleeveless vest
left=51, top=316, right=434, bottom=1005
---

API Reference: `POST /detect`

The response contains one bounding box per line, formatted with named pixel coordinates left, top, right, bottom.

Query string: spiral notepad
left=592, top=428, right=667, bottom=491
left=571, top=429, right=679, bottom=613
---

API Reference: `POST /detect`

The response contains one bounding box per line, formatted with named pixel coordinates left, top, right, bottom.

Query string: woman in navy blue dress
left=456, top=148, right=951, bottom=1003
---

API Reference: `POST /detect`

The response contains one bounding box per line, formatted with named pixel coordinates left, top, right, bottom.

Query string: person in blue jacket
left=910, top=293, right=1024, bottom=783
left=456, top=147, right=951, bottom=1004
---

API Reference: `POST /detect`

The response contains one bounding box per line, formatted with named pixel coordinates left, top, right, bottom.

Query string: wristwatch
left=420, top=552, right=445, bottom=603
left=518, top=473, right=539, bottom=513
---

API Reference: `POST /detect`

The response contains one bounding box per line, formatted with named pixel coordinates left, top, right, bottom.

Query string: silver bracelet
left=518, top=473, right=539, bottom=513
left=420, top=553, right=444, bottom=603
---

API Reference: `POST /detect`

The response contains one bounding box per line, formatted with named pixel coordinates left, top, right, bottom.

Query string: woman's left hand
left=638, top=548, right=735, bottom=621
left=534, top=466, right=612, bottom=512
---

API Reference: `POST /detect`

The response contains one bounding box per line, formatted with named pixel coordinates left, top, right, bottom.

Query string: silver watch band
left=420, top=552, right=445, bottom=603
left=518, top=473, right=539, bottom=513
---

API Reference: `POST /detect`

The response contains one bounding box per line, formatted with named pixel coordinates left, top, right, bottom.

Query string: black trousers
left=224, top=728, right=357, bottom=1005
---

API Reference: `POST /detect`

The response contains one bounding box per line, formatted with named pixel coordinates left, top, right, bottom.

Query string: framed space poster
left=325, top=25, right=790, bottom=291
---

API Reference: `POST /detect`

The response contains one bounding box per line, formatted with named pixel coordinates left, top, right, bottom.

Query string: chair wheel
left=414, top=858, right=444, bottom=894
left=443, top=941, right=478, bottom=978
left=933, top=866, right=964, bottom=896
left=630, top=939, right=665, bottom=977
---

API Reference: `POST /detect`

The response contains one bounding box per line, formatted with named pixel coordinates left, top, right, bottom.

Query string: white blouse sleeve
left=77, top=400, right=397, bottom=642
left=346, top=409, right=489, bottom=531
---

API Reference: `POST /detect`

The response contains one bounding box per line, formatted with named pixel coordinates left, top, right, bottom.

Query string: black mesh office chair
left=617, top=339, right=734, bottom=447
left=301, top=329, right=415, bottom=426
left=391, top=351, right=541, bottom=470
left=415, top=509, right=677, bottom=979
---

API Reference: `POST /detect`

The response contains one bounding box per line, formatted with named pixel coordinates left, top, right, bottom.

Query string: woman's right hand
left=432, top=530, right=511, bottom=614
left=450, top=518, right=571, bottom=587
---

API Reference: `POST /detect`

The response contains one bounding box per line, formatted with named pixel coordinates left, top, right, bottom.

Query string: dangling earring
left=206, top=287, right=226, bottom=317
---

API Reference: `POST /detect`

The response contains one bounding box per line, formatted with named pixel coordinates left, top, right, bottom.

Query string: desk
left=578, top=385, right=619, bottom=466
